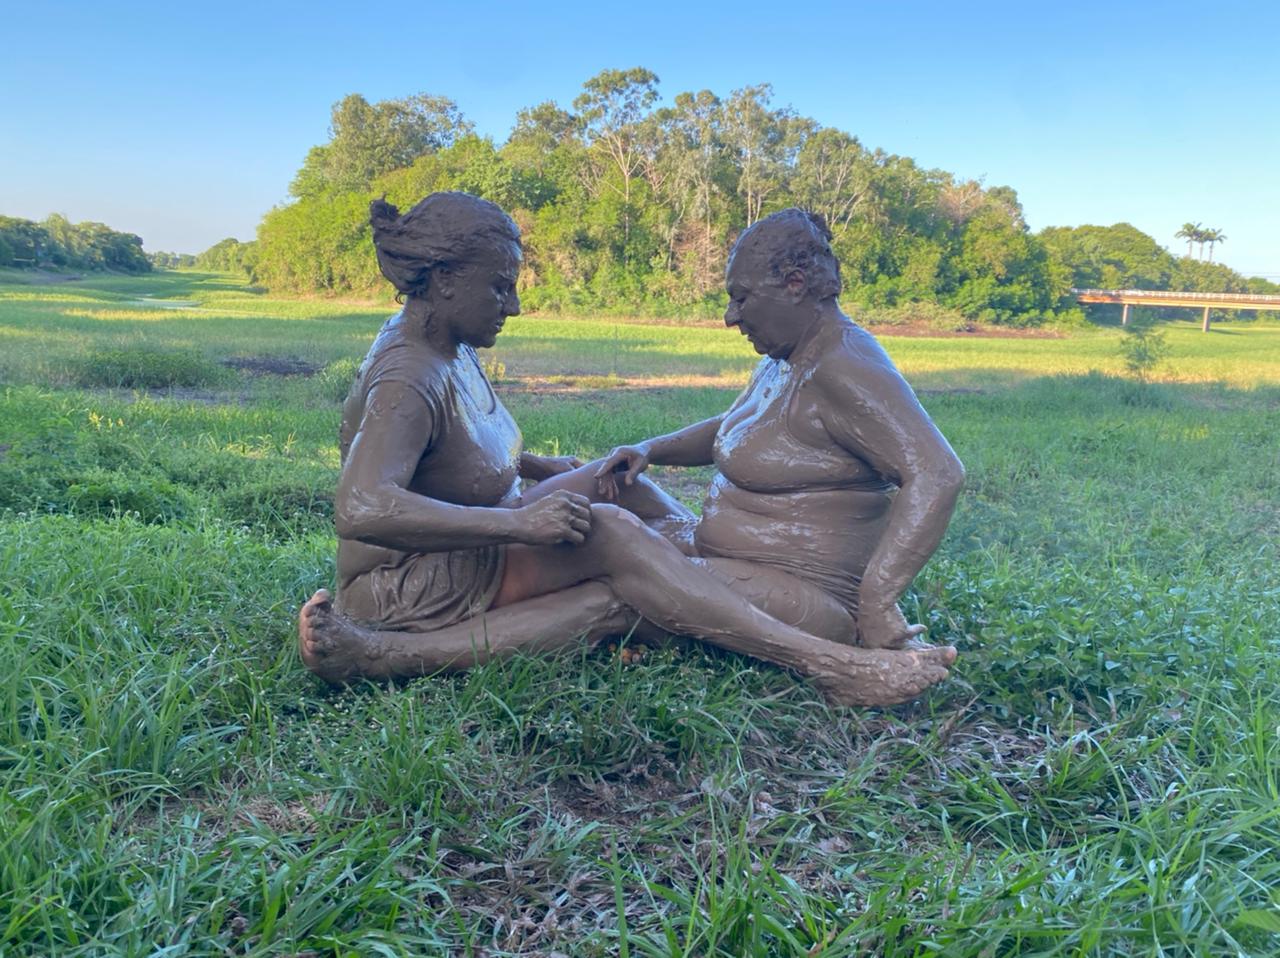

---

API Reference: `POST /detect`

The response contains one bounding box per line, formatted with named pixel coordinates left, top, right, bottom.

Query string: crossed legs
left=300, top=464, right=955, bottom=706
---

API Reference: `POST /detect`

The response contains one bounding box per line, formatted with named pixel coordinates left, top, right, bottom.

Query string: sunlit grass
left=1, top=271, right=1278, bottom=955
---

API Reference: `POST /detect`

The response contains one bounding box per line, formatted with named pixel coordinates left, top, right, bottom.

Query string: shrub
left=74, top=347, right=224, bottom=389
left=316, top=357, right=361, bottom=402
left=1119, top=320, right=1170, bottom=382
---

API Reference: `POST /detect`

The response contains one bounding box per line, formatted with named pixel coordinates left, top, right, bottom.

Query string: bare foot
left=812, top=644, right=956, bottom=707
left=298, top=589, right=385, bottom=684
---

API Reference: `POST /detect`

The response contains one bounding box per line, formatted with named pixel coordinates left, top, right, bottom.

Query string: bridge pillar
left=1202, top=306, right=1211, bottom=333
left=1121, top=303, right=1130, bottom=326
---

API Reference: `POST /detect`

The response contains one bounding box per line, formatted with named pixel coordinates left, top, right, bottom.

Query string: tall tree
left=721, top=84, right=806, bottom=225
left=1174, top=222, right=1202, bottom=259
left=572, top=67, right=661, bottom=245
left=791, top=128, right=873, bottom=241
left=290, top=93, right=472, bottom=198
left=1202, top=227, right=1226, bottom=263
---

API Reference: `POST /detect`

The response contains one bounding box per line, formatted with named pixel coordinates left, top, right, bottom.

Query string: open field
left=2, top=271, right=1279, bottom=956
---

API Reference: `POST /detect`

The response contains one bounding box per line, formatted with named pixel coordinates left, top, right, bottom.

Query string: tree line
left=0, top=214, right=151, bottom=274
left=220, top=71, right=1274, bottom=324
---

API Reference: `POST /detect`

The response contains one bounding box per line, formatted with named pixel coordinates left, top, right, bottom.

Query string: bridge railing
left=1071, top=288, right=1280, bottom=305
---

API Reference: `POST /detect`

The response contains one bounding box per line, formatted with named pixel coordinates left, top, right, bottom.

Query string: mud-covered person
left=300, top=192, right=955, bottom=707
left=596, top=209, right=966, bottom=651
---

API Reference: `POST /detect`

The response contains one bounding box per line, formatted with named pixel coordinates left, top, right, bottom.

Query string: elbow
left=334, top=485, right=388, bottom=541
left=939, top=454, right=966, bottom=495
left=905, top=454, right=965, bottom=506
left=334, top=501, right=363, bottom=541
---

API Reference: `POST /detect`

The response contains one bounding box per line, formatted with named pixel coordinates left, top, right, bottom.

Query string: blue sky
left=3, top=0, right=1277, bottom=277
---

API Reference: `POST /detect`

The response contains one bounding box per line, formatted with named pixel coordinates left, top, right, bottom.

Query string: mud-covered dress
left=334, top=314, right=521, bottom=631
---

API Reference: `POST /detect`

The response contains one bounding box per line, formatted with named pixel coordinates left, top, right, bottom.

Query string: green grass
left=1, top=271, right=1279, bottom=955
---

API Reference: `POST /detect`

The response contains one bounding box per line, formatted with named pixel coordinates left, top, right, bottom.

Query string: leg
left=495, top=505, right=954, bottom=707
left=690, top=557, right=858, bottom=644
left=299, top=581, right=631, bottom=684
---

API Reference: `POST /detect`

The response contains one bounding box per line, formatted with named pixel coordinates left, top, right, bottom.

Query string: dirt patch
left=864, top=323, right=1066, bottom=339
left=221, top=356, right=319, bottom=377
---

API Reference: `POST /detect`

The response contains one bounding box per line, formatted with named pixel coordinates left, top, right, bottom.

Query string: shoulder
left=808, top=321, right=914, bottom=408
left=363, top=329, right=453, bottom=410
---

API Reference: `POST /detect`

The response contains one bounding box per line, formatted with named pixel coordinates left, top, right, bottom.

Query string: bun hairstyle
left=732, top=208, right=842, bottom=301
left=369, top=192, right=521, bottom=301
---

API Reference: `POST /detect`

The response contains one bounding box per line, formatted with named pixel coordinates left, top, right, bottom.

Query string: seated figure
left=593, top=208, right=967, bottom=652
left=299, top=192, right=957, bottom=706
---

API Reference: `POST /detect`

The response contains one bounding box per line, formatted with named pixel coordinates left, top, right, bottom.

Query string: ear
left=784, top=268, right=806, bottom=300
left=433, top=264, right=456, bottom=299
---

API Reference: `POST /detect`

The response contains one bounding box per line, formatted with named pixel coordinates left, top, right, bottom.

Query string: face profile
left=434, top=243, right=522, bottom=350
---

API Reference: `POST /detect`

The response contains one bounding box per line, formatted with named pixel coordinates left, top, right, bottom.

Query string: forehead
left=469, top=240, right=522, bottom=275
left=726, top=243, right=771, bottom=290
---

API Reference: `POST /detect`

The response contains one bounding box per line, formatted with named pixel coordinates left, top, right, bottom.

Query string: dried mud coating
left=302, top=194, right=960, bottom=707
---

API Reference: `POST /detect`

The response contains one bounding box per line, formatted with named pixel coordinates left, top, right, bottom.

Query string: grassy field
left=1, top=270, right=1279, bottom=956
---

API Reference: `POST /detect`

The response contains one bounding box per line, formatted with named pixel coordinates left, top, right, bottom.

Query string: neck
left=789, top=299, right=846, bottom=361
left=402, top=295, right=459, bottom=358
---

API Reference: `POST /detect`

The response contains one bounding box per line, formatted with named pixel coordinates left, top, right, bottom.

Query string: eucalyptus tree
left=791, top=128, right=874, bottom=242
left=290, top=93, right=472, bottom=198
left=572, top=67, right=661, bottom=249
left=721, top=84, right=808, bottom=225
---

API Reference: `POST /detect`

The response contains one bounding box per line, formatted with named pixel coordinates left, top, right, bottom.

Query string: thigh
left=692, top=558, right=857, bottom=644
left=492, top=502, right=665, bottom=609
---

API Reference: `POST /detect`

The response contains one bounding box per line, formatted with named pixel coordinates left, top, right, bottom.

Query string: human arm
left=814, top=343, right=965, bottom=649
left=336, top=382, right=592, bottom=550
left=593, top=414, right=725, bottom=495
left=519, top=452, right=584, bottom=482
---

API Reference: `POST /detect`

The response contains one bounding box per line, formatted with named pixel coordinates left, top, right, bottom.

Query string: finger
left=593, top=455, right=620, bottom=479
left=565, top=492, right=591, bottom=509
left=570, top=517, right=591, bottom=534
left=625, top=462, right=644, bottom=486
left=562, top=529, right=586, bottom=545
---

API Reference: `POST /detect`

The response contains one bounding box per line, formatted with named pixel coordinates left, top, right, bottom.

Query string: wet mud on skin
left=304, top=196, right=963, bottom=708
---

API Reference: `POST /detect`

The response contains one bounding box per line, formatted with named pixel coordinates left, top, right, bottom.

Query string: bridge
left=1072, top=288, right=1280, bottom=332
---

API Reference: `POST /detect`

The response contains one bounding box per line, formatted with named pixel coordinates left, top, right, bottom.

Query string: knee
left=587, top=503, right=649, bottom=551
left=590, top=502, right=644, bottom=533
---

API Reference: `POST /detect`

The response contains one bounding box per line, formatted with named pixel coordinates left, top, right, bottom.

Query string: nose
left=504, top=290, right=520, bottom=317
left=724, top=301, right=741, bottom=328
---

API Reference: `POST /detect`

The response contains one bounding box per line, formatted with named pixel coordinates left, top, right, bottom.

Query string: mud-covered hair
left=729, top=208, right=842, bottom=301
left=369, top=192, right=521, bottom=300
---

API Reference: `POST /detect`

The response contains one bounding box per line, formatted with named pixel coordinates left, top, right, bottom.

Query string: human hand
left=522, top=453, right=583, bottom=482
left=856, top=603, right=928, bottom=650
left=593, top=444, right=652, bottom=499
left=515, top=490, right=593, bottom=546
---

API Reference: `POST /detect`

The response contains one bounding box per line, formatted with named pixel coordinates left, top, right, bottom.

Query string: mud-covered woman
left=594, top=208, right=967, bottom=653
left=299, top=192, right=955, bottom=706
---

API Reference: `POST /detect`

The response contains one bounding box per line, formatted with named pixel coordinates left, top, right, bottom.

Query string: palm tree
left=1203, top=228, right=1226, bottom=263
left=1175, top=222, right=1202, bottom=258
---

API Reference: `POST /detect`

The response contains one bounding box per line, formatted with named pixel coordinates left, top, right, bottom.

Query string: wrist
left=858, top=593, right=895, bottom=617
left=493, top=506, right=528, bottom=544
left=519, top=452, right=544, bottom=479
